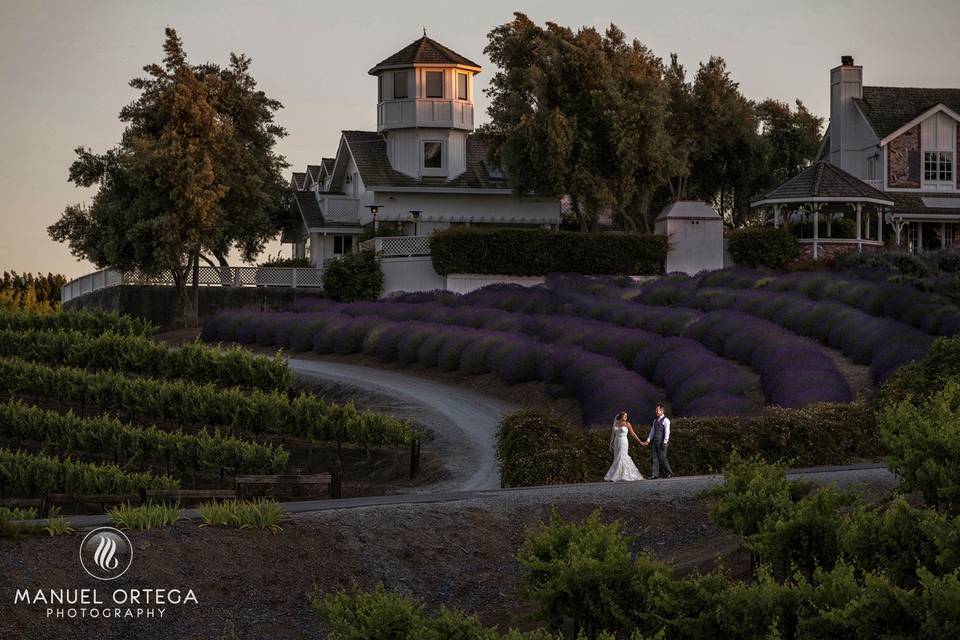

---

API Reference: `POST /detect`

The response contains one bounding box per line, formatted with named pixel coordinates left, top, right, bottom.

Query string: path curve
left=288, top=358, right=516, bottom=492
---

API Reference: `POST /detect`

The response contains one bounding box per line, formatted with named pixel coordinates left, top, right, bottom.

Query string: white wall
left=364, top=190, right=559, bottom=226
left=660, top=219, right=724, bottom=275
left=380, top=256, right=446, bottom=294
left=445, top=274, right=544, bottom=294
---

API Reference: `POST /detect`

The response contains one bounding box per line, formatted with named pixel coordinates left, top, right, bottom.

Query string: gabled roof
left=854, top=86, right=960, bottom=138
left=321, top=158, right=335, bottom=176
left=334, top=130, right=512, bottom=192
left=290, top=172, right=306, bottom=190
left=305, top=165, right=322, bottom=183
left=368, top=36, right=481, bottom=74
left=291, top=190, right=361, bottom=230
left=752, top=161, right=893, bottom=206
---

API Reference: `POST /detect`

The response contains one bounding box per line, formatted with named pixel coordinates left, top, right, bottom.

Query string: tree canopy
left=483, top=13, right=823, bottom=230
left=49, top=28, right=288, bottom=324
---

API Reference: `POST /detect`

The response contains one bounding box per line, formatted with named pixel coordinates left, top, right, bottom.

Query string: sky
left=2, top=0, right=960, bottom=279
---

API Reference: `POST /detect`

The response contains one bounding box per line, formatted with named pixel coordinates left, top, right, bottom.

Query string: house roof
left=321, top=158, right=335, bottom=175
left=279, top=217, right=307, bottom=243
left=656, top=201, right=721, bottom=221
left=292, top=190, right=361, bottom=231
left=306, top=164, right=322, bottom=182
left=887, top=193, right=960, bottom=218
left=854, top=86, right=960, bottom=138
left=291, top=172, right=306, bottom=190
left=752, top=161, right=893, bottom=206
left=368, top=36, right=481, bottom=74
left=335, top=130, right=511, bottom=192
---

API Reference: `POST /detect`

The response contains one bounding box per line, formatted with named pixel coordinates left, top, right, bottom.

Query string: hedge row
left=0, top=357, right=414, bottom=447
left=0, top=329, right=291, bottom=392
left=726, top=227, right=799, bottom=269
left=429, top=228, right=667, bottom=276
left=0, top=308, right=155, bottom=337
left=0, top=401, right=288, bottom=476
left=495, top=404, right=879, bottom=487
left=0, top=449, right=180, bottom=496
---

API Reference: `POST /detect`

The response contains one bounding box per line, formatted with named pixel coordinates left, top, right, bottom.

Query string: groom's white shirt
left=648, top=416, right=670, bottom=445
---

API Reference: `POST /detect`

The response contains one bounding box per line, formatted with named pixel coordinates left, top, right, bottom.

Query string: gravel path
left=288, top=358, right=516, bottom=492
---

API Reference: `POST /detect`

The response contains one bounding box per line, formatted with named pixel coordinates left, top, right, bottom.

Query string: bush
left=430, top=228, right=667, bottom=276
left=879, top=381, right=960, bottom=513
left=877, top=335, right=960, bottom=407
left=322, top=250, right=383, bottom=302
left=726, top=227, right=799, bottom=269
left=833, top=250, right=930, bottom=278
left=108, top=502, right=182, bottom=530
left=198, top=498, right=285, bottom=533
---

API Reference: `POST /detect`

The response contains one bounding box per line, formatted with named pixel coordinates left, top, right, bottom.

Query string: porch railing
left=61, top=266, right=325, bottom=304
left=358, top=235, right=432, bottom=257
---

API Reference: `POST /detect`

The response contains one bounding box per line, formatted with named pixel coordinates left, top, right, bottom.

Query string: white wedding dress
left=604, top=424, right=645, bottom=482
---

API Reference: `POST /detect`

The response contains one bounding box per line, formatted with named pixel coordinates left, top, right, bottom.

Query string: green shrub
left=323, top=250, right=384, bottom=302
left=0, top=308, right=154, bottom=336
left=0, top=401, right=289, bottom=475
left=0, top=449, right=179, bottom=495
left=934, top=249, right=960, bottom=274
left=833, top=250, right=931, bottom=277
left=878, top=335, right=960, bottom=407
left=108, top=502, right=182, bottom=530
left=879, top=381, right=960, bottom=513
left=495, top=411, right=609, bottom=487
left=258, top=255, right=312, bottom=268
left=0, top=357, right=415, bottom=447
left=726, top=227, right=799, bottom=269
left=705, top=452, right=799, bottom=539
left=430, top=228, right=667, bottom=276
left=198, top=498, right=285, bottom=532
left=518, top=510, right=635, bottom=636
left=0, top=329, right=291, bottom=391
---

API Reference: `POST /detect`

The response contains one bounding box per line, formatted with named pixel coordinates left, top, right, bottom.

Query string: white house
left=753, top=56, right=960, bottom=256
left=281, top=35, right=560, bottom=276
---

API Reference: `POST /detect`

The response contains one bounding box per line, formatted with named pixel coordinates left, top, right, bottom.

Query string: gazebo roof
left=751, top=161, right=893, bottom=207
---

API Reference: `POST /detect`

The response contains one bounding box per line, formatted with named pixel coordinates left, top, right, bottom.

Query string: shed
left=655, top=201, right=724, bottom=274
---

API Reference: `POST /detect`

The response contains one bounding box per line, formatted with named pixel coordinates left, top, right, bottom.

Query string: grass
left=108, top=502, right=182, bottom=530
left=0, top=506, right=73, bottom=537
left=198, top=498, right=285, bottom=533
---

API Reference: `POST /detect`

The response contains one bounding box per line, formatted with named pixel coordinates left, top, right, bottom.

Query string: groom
left=642, top=403, right=673, bottom=479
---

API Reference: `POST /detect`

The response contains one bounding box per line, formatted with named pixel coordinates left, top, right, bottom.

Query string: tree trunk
left=190, top=252, right=200, bottom=328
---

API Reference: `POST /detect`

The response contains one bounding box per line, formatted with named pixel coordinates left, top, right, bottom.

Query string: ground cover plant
left=108, top=502, right=182, bottom=530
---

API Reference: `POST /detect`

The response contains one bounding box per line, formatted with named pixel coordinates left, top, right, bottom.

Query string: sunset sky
left=2, top=0, right=959, bottom=278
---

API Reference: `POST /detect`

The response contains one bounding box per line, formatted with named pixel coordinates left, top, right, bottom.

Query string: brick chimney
left=829, top=55, right=863, bottom=173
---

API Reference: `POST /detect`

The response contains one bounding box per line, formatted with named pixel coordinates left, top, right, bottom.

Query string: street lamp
left=409, top=209, right=422, bottom=236
left=365, top=204, right=382, bottom=233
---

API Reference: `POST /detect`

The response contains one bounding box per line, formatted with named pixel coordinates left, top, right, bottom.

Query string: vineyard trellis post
left=409, top=438, right=421, bottom=479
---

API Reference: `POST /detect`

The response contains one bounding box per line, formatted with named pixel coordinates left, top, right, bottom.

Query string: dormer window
left=457, top=72, right=468, bottom=100
left=392, top=71, right=408, bottom=99
left=425, top=71, right=444, bottom=98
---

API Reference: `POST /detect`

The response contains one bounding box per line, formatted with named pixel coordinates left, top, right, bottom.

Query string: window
left=392, top=71, right=408, bottom=99
left=333, top=235, right=353, bottom=255
left=866, top=155, right=879, bottom=181
left=925, top=151, right=954, bottom=182
left=423, top=141, right=443, bottom=168
left=425, top=71, right=443, bottom=98
left=457, top=72, right=468, bottom=100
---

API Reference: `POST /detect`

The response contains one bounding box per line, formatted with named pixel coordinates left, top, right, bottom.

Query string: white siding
left=364, top=191, right=560, bottom=226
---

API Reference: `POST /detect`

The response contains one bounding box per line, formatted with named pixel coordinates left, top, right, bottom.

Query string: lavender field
left=201, top=269, right=956, bottom=428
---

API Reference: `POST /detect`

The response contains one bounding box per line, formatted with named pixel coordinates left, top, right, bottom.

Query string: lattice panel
left=379, top=235, right=431, bottom=257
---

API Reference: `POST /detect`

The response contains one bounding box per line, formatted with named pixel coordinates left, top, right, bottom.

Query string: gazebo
left=751, top=161, right=894, bottom=260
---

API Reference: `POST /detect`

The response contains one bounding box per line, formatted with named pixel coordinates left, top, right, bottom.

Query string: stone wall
left=64, top=285, right=326, bottom=331
left=887, top=125, right=921, bottom=188
left=798, top=242, right=884, bottom=261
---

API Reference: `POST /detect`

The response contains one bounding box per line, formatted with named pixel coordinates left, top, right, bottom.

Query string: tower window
left=425, top=71, right=444, bottom=98
left=392, top=71, right=408, bottom=99
left=457, top=73, right=468, bottom=100
left=423, top=142, right=443, bottom=168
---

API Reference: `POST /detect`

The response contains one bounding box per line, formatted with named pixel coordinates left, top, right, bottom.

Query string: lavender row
left=202, top=311, right=660, bottom=427
left=636, top=282, right=933, bottom=384
left=442, top=283, right=852, bottom=408
left=330, top=301, right=757, bottom=417
left=695, top=267, right=960, bottom=336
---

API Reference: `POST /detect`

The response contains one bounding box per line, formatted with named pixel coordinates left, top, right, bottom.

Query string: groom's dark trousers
left=651, top=440, right=672, bottom=477
left=650, top=416, right=672, bottom=477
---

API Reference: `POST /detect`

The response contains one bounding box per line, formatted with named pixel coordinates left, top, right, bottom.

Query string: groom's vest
left=651, top=416, right=667, bottom=443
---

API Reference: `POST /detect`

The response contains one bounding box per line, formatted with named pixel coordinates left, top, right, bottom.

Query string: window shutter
left=908, top=150, right=920, bottom=182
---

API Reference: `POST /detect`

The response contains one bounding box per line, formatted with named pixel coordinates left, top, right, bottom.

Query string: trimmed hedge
left=495, top=404, right=879, bottom=487
left=726, top=227, right=799, bottom=269
left=430, top=228, right=667, bottom=276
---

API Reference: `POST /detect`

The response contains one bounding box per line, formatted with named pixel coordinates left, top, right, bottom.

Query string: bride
left=604, top=411, right=645, bottom=482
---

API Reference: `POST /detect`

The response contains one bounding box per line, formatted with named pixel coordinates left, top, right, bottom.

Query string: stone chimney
left=829, top=55, right=863, bottom=173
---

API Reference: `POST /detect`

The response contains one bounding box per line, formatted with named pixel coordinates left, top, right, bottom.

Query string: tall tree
left=756, top=98, right=824, bottom=185
left=49, top=28, right=288, bottom=325
left=481, top=13, right=672, bottom=232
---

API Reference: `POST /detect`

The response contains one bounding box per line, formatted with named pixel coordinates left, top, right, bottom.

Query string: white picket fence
left=358, top=235, right=432, bottom=257
left=61, top=266, right=325, bottom=304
